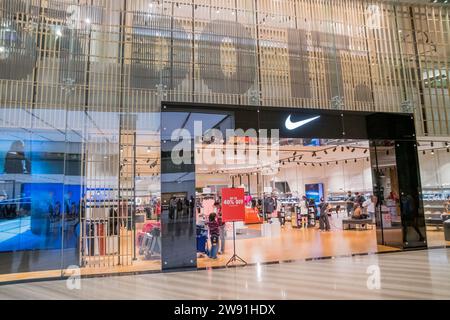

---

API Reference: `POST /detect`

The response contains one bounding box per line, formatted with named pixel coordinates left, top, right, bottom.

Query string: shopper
left=215, top=201, right=226, bottom=255
left=363, top=195, right=376, bottom=223
left=355, top=192, right=366, bottom=207
left=206, top=212, right=220, bottom=259
left=352, top=203, right=363, bottom=219
left=264, top=196, right=276, bottom=223
left=155, top=199, right=161, bottom=222
left=345, top=191, right=355, bottom=217
left=300, top=196, right=308, bottom=228
left=276, top=199, right=285, bottom=227
left=318, top=198, right=331, bottom=231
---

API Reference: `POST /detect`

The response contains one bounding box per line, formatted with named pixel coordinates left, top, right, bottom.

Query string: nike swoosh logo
left=285, top=115, right=321, bottom=130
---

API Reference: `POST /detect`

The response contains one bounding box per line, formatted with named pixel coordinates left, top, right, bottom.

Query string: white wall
left=275, top=160, right=373, bottom=196
left=419, top=149, right=450, bottom=188
left=196, top=159, right=374, bottom=196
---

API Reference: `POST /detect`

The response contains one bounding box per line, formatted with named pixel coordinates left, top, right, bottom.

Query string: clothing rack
left=83, top=217, right=118, bottom=257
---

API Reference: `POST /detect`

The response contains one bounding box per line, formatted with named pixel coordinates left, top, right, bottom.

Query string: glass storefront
left=0, top=0, right=449, bottom=282
left=159, top=104, right=426, bottom=270
left=418, top=139, right=450, bottom=248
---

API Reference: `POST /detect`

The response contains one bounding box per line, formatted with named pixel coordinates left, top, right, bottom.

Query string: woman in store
left=318, top=198, right=331, bottom=232
left=214, top=201, right=226, bottom=255
left=299, top=196, right=309, bottom=228
left=276, top=199, right=285, bottom=227
left=363, top=195, right=377, bottom=223
left=352, top=203, right=369, bottom=219
left=155, top=199, right=161, bottom=222
left=206, top=212, right=220, bottom=259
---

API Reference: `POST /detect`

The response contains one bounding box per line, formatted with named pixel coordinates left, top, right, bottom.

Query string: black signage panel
left=342, top=113, right=369, bottom=139
left=366, top=113, right=416, bottom=140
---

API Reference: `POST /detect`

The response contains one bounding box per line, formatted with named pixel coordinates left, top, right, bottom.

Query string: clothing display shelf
left=423, top=187, right=450, bottom=215
left=279, top=197, right=300, bottom=205
left=83, top=217, right=118, bottom=257
left=422, top=187, right=450, bottom=200
left=85, top=198, right=135, bottom=219
left=327, top=191, right=372, bottom=203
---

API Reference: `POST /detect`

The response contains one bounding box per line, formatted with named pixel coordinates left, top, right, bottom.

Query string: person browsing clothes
left=206, top=212, right=220, bottom=259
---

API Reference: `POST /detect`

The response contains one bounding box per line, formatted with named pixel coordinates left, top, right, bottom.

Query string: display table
left=342, top=218, right=372, bottom=230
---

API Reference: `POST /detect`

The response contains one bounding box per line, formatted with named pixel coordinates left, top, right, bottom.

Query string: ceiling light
left=324, top=150, right=328, bottom=155
left=431, top=149, right=435, bottom=155
left=364, top=149, right=368, bottom=154
left=333, top=147, right=337, bottom=152
left=351, top=148, right=355, bottom=152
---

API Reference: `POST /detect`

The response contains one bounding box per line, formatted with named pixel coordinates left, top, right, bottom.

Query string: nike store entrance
left=160, top=103, right=427, bottom=270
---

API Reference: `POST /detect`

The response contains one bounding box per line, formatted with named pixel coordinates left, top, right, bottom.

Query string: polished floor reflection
left=198, top=223, right=398, bottom=269
left=0, top=248, right=449, bottom=299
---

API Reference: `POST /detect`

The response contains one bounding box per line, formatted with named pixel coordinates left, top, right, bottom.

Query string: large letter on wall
left=198, top=20, right=256, bottom=95
left=287, top=29, right=311, bottom=99
left=130, top=14, right=191, bottom=90
left=311, top=31, right=348, bottom=102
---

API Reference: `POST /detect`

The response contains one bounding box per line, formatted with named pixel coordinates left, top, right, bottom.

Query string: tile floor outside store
left=0, top=248, right=449, bottom=300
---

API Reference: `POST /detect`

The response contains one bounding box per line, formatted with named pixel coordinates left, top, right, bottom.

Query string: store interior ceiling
left=196, top=139, right=372, bottom=175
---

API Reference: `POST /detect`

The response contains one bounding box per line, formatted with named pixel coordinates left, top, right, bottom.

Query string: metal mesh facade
left=0, top=0, right=449, bottom=277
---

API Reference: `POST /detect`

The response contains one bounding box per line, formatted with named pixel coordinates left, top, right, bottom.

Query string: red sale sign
left=221, top=188, right=245, bottom=222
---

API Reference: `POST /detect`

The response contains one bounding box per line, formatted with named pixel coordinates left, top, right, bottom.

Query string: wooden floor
left=198, top=224, right=397, bottom=268
left=1, top=248, right=449, bottom=299
left=425, top=226, right=449, bottom=248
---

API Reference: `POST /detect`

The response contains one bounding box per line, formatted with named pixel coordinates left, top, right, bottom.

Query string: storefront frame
left=161, top=101, right=427, bottom=270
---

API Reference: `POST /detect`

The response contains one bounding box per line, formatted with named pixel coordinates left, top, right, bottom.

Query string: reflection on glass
left=0, top=137, right=80, bottom=274
left=417, top=142, right=450, bottom=247
left=370, top=140, right=403, bottom=247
